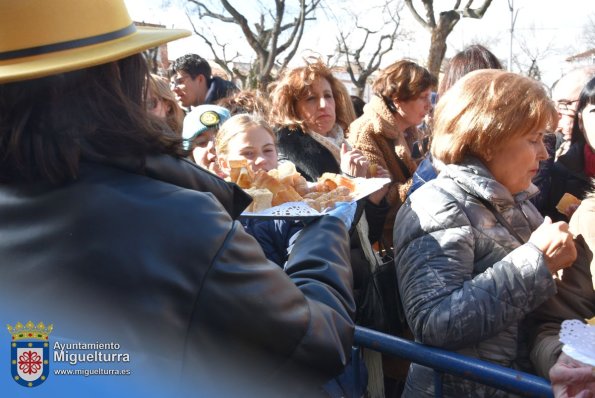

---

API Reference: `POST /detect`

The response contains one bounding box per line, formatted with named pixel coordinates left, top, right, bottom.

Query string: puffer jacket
left=393, top=157, right=557, bottom=398
left=0, top=155, right=355, bottom=397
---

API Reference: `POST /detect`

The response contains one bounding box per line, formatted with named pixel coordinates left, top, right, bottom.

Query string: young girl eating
left=215, top=113, right=304, bottom=266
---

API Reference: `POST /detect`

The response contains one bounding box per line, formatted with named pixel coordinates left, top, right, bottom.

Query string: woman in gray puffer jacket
left=394, top=70, right=579, bottom=397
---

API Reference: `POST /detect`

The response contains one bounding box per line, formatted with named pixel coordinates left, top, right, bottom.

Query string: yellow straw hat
left=0, top=0, right=191, bottom=84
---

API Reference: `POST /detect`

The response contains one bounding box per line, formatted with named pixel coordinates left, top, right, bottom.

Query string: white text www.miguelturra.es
left=53, top=368, right=131, bottom=377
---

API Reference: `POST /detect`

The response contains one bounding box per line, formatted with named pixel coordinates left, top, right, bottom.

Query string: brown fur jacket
left=348, top=95, right=417, bottom=245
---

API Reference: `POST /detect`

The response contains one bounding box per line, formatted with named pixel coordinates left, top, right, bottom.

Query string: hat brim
left=0, top=27, right=190, bottom=84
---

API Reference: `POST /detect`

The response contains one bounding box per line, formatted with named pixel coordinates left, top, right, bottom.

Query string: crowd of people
left=0, top=1, right=594, bottom=397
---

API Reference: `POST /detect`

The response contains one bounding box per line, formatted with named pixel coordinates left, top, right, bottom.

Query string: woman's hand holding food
left=340, top=143, right=369, bottom=177
left=529, top=216, right=577, bottom=274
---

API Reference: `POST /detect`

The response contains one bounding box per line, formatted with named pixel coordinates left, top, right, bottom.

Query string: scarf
left=307, top=125, right=350, bottom=164
left=585, top=144, right=595, bottom=178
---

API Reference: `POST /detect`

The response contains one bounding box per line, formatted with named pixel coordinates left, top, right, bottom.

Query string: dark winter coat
left=205, top=75, right=238, bottom=105
left=241, top=218, right=303, bottom=266
left=276, top=126, right=389, bottom=315
left=543, top=142, right=594, bottom=221
left=0, top=153, right=355, bottom=397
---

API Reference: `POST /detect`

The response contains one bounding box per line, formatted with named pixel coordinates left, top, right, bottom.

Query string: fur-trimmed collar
left=364, top=96, right=402, bottom=140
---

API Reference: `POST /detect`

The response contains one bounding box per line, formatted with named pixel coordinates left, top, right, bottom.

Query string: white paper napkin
left=560, top=319, right=595, bottom=366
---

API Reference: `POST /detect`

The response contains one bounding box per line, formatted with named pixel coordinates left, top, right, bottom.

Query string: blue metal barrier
left=353, top=326, right=554, bottom=398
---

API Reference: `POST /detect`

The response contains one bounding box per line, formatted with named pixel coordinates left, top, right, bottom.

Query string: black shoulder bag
left=356, top=240, right=407, bottom=335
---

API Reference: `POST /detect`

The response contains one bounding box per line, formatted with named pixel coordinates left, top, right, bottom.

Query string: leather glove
left=325, top=201, right=357, bottom=230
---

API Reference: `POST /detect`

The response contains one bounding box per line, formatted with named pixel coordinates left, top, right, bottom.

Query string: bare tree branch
left=277, top=0, right=321, bottom=73
left=513, top=24, right=556, bottom=81
left=187, top=0, right=234, bottom=23
left=460, top=0, right=492, bottom=18
left=185, top=13, right=241, bottom=81
left=185, top=0, right=321, bottom=89
left=405, top=0, right=494, bottom=77
left=220, top=0, right=267, bottom=57
left=405, top=0, right=432, bottom=30
left=583, top=12, right=595, bottom=49
left=338, top=0, right=407, bottom=97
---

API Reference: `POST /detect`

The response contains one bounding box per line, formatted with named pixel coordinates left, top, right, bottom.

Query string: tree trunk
left=427, top=30, right=447, bottom=78
left=354, top=85, right=364, bottom=99
left=427, top=11, right=459, bottom=78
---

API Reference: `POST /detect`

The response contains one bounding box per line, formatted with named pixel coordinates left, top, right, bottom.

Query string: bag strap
left=468, top=193, right=526, bottom=245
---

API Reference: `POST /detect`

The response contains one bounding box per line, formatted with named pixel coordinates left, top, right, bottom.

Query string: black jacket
left=277, top=126, right=342, bottom=182
left=543, top=142, right=594, bottom=221
left=205, top=75, right=238, bottom=105
left=0, top=155, right=355, bottom=396
left=276, top=127, right=389, bottom=321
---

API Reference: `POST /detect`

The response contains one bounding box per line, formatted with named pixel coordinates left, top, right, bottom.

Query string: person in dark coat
left=0, top=1, right=356, bottom=397
left=543, top=76, right=595, bottom=221
left=269, top=58, right=393, bottom=397
left=269, top=58, right=390, bottom=304
left=550, top=66, right=595, bottom=159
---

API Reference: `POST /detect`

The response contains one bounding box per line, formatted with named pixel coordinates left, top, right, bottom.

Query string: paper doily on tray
left=560, top=319, right=595, bottom=366
left=256, top=202, right=321, bottom=217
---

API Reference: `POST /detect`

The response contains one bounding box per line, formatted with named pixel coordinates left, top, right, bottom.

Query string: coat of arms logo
left=7, top=321, right=52, bottom=387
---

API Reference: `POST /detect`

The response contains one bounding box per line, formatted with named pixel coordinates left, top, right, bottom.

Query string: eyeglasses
left=556, top=99, right=579, bottom=114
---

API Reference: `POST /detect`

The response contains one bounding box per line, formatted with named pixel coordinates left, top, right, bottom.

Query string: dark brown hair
left=372, top=60, right=436, bottom=104
left=438, top=44, right=503, bottom=97
left=0, top=54, right=186, bottom=183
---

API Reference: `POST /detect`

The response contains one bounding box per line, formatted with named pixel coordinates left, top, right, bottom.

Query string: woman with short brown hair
left=431, top=69, right=557, bottom=164
left=394, top=69, right=583, bottom=397
left=349, top=59, right=436, bottom=245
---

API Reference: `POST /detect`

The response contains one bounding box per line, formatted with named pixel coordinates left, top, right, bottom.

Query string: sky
left=124, top=0, right=595, bottom=88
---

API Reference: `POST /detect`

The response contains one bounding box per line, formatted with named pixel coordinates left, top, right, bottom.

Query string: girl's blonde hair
left=215, top=113, right=276, bottom=157
left=148, top=74, right=185, bottom=135
left=431, top=69, right=558, bottom=164
left=269, top=58, right=356, bottom=131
